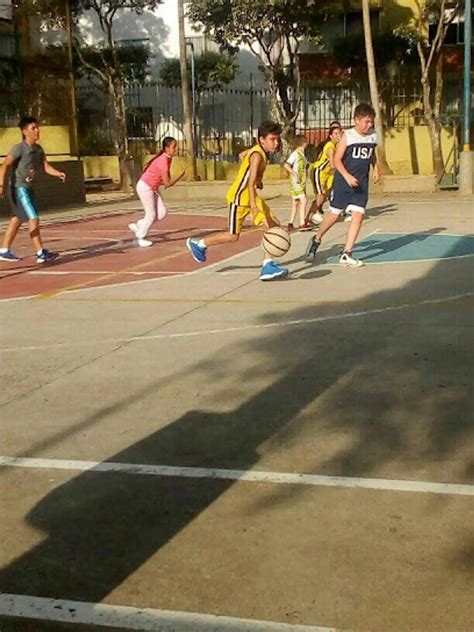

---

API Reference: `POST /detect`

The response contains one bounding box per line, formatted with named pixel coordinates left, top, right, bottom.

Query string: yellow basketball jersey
left=226, top=144, right=268, bottom=206
left=313, top=140, right=336, bottom=172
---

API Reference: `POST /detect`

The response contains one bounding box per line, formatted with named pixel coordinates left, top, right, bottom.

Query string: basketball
left=262, top=227, right=291, bottom=258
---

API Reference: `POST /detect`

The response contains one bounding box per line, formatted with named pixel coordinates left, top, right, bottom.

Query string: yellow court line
left=52, top=295, right=474, bottom=307
left=35, top=249, right=190, bottom=300
left=53, top=296, right=324, bottom=305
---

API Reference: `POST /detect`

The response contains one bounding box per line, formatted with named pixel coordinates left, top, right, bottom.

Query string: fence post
left=249, top=73, right=254, bottom=141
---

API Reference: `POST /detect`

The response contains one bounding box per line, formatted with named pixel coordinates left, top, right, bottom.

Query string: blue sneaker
left=186, top=238, right=206, bottom=263
left=36, top=249, right=59, bottom=264
left=260, top=260, right=289, bottom=281
left=0, top=250, right=21, bottom=262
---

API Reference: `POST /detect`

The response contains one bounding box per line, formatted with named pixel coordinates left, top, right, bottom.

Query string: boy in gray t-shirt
left=0, top=116, right=66, bottom=263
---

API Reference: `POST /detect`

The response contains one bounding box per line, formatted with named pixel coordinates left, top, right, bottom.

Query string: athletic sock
left=37, top=249, right=43, bottom=255
left=0, top=248, right=8, bottom=253
left=263, top=258, right=273, bottom=266
left=197, top=239, right=206, bottom=249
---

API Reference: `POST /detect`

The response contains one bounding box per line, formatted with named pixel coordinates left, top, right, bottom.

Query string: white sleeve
left=286, top=151, right=297, bottom=166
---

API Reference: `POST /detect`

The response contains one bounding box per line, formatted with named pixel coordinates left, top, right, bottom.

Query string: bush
left=79, top=127, right=115, bottom=156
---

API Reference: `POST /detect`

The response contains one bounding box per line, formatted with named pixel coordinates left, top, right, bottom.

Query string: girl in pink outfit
left=129, top=137, right=185, bottom=247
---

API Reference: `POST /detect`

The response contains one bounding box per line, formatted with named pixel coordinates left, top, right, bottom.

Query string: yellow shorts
left=311, top=166, right=334, bottom=196
left=228, top=198, right=278, bottom=235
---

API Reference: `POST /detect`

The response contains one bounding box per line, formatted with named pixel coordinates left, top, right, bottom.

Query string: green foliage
left=79, top=126, right=115, bottom=156
left=187, top=0, right=339, bottom=126
left=187, top=0, right=338, bottom=51
left=159, top=51, right=238, bottom=92
left=75, top=43, right=151, bottom=86
left=69, top=0, right=162, bottom=18
left=333, top=31, right=418, bottom=69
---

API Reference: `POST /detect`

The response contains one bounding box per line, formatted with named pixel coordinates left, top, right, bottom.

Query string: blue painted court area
left=327, top=232, right=474, bottom=264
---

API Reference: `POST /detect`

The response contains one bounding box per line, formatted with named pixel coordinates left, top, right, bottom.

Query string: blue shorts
left=330, top=181, right=368, bottom=215
left=8, top=186, right=39, bottom=222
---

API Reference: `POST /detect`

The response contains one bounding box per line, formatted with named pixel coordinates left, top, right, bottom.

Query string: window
left=428, top=9, right=474, bottom=45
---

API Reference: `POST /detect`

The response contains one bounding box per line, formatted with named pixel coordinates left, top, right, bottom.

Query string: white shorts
left=330, top=204, right=366, bottom=216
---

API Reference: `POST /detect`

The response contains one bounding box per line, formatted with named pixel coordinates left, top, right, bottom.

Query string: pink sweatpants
left=135, top=179, right=168, bottom=239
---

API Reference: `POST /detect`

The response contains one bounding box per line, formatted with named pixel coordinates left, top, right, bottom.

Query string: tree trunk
left=178, top=0, right=197, bottom=180
left=362, top=0, right=392, bottom=175
left=421, top=76, right=444, bottom=179
left=111, top=80, right=133, bottom=191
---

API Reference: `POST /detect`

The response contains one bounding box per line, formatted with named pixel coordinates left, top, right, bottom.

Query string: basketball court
left=0, top=194, right=473, bottom=631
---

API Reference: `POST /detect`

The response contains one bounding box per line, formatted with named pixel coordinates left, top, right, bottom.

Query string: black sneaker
left=305, top=237, right=321, bottom=261
left=36, top=249, right=59, bottom=264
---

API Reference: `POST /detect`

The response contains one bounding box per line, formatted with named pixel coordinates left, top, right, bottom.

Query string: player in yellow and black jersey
left=186, top=121, right=289, bottom=281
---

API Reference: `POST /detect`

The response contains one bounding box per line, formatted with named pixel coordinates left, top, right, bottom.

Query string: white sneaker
left=339, top=251, right=364, bottom=267
left=344, top=213, right=352, bottom=222
left=312, top=212, right=324, bottom=224
left=128, top=223, right=138, bottom=235
left=137, top=238, right=153, bottom=247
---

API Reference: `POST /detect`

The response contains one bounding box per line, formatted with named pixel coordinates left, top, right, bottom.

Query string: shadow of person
left=355, top=227, right=447, bottom=261
left=0, top=238, right=472, bottom=609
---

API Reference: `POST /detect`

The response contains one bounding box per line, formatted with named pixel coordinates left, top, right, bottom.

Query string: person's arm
left=327, top=146, right=336, bottom=171
left=334, top=135, right=358, bottom=188
left=283, top=162, right=298, bottom=178
left=161, top=168, right=186, bottom=188
left=44, top=160, right=66, bottom=182
left=248, top=152, right=262, bottom=216
left=0, top=155, right=16, bottom=197
left=372, top=152, right=380, bottom=183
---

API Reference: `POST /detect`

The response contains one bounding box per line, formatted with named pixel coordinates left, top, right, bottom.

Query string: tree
left=23, top=0, right=163, bottom=189
left=178, top=0, right=197, bottom=179
left=362, top=0, right=391, bottom=174
left=395, top=0, right=462, bottom=178
left=187, top=0, right=337, bottom=140
left=70, top=1, right=163, bottom=189
left=159, top=51, right=238, bottom=96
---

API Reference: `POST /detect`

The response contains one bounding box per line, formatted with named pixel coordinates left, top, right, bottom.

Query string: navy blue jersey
left=336, top=127, right=377, bottom=186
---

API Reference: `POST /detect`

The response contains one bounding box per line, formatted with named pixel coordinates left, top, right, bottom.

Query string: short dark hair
left=354, top=103, right=376, bottom=119
left=258, top=120, right=282, bottom=139
left=19, top=116, right=38, bottom=131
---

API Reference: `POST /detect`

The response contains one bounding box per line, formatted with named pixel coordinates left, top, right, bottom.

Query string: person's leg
left=305, top=208, right=342, bottom=261
left=28, top=218, right=43, bottom=252
left=288, top=198, right=298, bottom=227
left=298, top=195, right=307, bottom=228
left=259, top=200, right=289, bottom=280
left=156, top=192, right=168, bottom=221
left=135, top=181, right=157, bottom=240
left=316, top=210, right=340, bottom=240
left=1, top=217, right=22, bottom=250
left=343, top=207, right=365, bottom=253
left=187, top=203, right=243, bottom=262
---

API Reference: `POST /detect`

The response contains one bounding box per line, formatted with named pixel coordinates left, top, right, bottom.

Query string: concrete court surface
left=0, top=193, right=473, bottom=632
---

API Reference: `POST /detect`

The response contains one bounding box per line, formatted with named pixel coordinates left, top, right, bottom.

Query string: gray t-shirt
left=9, top=142, right=46, bottom=188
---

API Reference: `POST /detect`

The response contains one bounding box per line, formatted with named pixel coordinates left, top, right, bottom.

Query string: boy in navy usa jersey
left=306, top=103, right=380, bottom=267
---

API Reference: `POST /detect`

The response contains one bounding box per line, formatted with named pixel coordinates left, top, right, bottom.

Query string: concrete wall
left=82, top=126, right=455, bottom=184
left=0, top=125, right=72, bottom=157
left=384, top=126, right=455, bottom=176
left=0, top=160, right=86, bottom=216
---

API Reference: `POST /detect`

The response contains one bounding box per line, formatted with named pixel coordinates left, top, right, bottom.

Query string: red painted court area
left=0, top=212, right=264, bottom=300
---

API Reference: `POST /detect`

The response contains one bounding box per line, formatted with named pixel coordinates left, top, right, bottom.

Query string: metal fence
left=76, top=75, right=468, bottom=165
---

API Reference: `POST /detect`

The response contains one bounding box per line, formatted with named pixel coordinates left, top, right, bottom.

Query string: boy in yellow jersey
left=303, top=123, right=342, bottom=228
left=187, top=121, right=288, bottom=281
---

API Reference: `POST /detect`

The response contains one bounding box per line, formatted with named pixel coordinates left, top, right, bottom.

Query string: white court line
left=0, top=291, right=472, bottom=353
left=0, top=593, right=337, bottom=631
left=326, top=253, right=474, bottom=266
left=0, top=225, right=366, bottom=303
left=1, top=456, right=472, bottom=496
left=28, top=270, right=180, bottom=276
